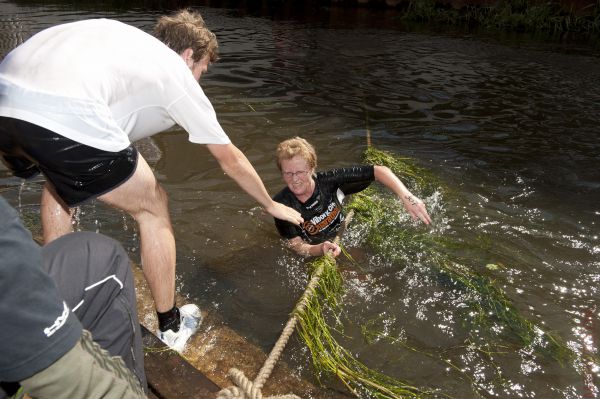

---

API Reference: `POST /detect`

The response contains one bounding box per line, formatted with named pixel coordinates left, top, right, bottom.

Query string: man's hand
left=207, top=143, right=303, bottom=226
left=266, top=201, right=303, bottom=225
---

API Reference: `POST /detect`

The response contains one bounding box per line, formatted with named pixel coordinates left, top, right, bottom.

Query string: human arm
left=206, top=143, right=303, bottom=225
left=20, top=331, right=145, bottom=399
left=374, top=165, right=432, bottom=225
left=285, top=236, right=342, bottom=258
left=0, top=197, right=82, bottom=384
left=0, top=197, right=145, bottom=398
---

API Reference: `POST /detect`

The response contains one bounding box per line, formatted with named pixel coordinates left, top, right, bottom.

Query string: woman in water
left=272, top=137, right=431, bottom=257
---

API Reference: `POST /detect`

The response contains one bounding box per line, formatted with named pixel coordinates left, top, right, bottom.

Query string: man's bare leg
left=99, top=155, right=175, bottom=313
left=41, top=183, right=73, bottom=244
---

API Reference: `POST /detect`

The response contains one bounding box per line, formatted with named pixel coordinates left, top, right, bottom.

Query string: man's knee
left=42, top=231, right=131, bottom=281
left=130, top=183, right=170, bottom=225
left=145, top=181, right=169, bottom=208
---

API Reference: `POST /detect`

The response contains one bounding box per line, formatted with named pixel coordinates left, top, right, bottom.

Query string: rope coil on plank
left=216, top=211, right=354, bottom=399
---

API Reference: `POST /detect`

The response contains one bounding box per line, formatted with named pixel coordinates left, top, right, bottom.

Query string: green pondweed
left=294, top=146, right=580, bottom=399
left=296, top=255, right=443, bottom=398
left=401, top=0, right=600, bottom=36
left=348, top=147, right=574, bottom=366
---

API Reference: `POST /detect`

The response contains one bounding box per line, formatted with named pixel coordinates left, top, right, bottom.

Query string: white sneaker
left=157, top=304, right=202, bottom=353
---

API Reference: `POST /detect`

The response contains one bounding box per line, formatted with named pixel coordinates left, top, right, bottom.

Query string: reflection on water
left=1, top=1, right=599, bottom=397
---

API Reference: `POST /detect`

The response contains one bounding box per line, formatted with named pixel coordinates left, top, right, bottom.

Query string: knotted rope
left=216, top=211, right=355, bottom=399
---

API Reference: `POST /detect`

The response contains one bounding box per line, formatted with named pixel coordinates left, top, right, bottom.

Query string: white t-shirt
left=0, top=18, right=230, bottom=152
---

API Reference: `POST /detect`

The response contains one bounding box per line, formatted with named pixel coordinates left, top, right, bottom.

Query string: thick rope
left=362, top=90, right=372, bottom=148
left=216, top=211, right=354, bottom=399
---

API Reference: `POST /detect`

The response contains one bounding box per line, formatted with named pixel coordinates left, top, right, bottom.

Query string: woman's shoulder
left=317, top=165, right=372, bottom=180
left=273, top=186, right=294, bottom=204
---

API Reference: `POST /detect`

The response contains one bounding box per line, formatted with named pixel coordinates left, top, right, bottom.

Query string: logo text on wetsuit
left=302, top=202, right=340, bottom=235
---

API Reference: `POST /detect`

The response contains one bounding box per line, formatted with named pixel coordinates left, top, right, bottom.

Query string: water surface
left=1, top=1, right=598, bottom=397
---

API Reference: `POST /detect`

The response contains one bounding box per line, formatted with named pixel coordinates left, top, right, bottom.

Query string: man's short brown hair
left=154, top=9, right=219, bottom=63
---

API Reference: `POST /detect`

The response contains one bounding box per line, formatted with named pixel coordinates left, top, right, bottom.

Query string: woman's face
left=280, top=155, right=314, bottom=200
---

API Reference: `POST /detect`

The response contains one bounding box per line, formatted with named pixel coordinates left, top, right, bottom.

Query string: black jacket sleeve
left=272, top=189, right=303, bottom=240
left=320, top=165, right=375, bottom=196
left=0, top=197, right=82, bottom=382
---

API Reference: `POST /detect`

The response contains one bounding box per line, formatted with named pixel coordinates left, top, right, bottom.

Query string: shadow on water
left=1, top=1, right=599, bottom=397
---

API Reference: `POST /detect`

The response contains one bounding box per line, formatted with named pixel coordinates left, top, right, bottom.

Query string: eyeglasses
left=282, top=170, right=310, bottom=179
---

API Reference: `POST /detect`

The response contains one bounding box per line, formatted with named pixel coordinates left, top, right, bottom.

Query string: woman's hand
left=374, top=165, right=432, bottom=225
left=401, top=193, right=432, bottom=225
left=321, top=241, right=341, bottom=257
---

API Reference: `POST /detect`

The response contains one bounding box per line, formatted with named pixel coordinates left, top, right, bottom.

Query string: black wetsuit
left=273, top=165, right=374, bottom=244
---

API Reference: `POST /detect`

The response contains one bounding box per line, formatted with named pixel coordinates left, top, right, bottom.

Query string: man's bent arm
left=21, top=331, right=145, bottom=399
left=206, top=143, right=303, bottom=225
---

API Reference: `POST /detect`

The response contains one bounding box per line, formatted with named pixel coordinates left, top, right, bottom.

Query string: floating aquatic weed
left=435, top=255, right=574, bottom=365
left=360, top=316, right=504, bottom=399
left=347, top=147, right=575, bottom=367
left=296, top=255, right=444, bottom=399
left=363, top=146, right=440, bottom=197
left=400, top=0, right=600, bottom=37
left=295, top=147, right=580, bottom=398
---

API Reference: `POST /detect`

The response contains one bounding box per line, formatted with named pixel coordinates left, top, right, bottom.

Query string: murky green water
left=1, top=1, right=598, bottom=397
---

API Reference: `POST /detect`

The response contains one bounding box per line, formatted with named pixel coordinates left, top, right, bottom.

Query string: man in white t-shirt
left=0, top=9, right=303, bottom=352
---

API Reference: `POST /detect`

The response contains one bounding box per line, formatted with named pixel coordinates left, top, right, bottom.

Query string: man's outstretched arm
left=207, top=143, right=304, bottom=225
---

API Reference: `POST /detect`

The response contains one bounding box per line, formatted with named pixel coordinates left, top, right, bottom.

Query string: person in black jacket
left=0, top=196, right=146, bottom=399
left=273, top=137, right=431, bottom=257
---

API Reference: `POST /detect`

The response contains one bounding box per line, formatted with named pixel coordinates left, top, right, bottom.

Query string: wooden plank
left=142, top=325, right=221, bottom=399
left=134, top=266, right=351, bottom=399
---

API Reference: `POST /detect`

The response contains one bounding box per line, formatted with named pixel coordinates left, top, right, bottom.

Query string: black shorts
left=0, top=116, right=138, bottom=207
